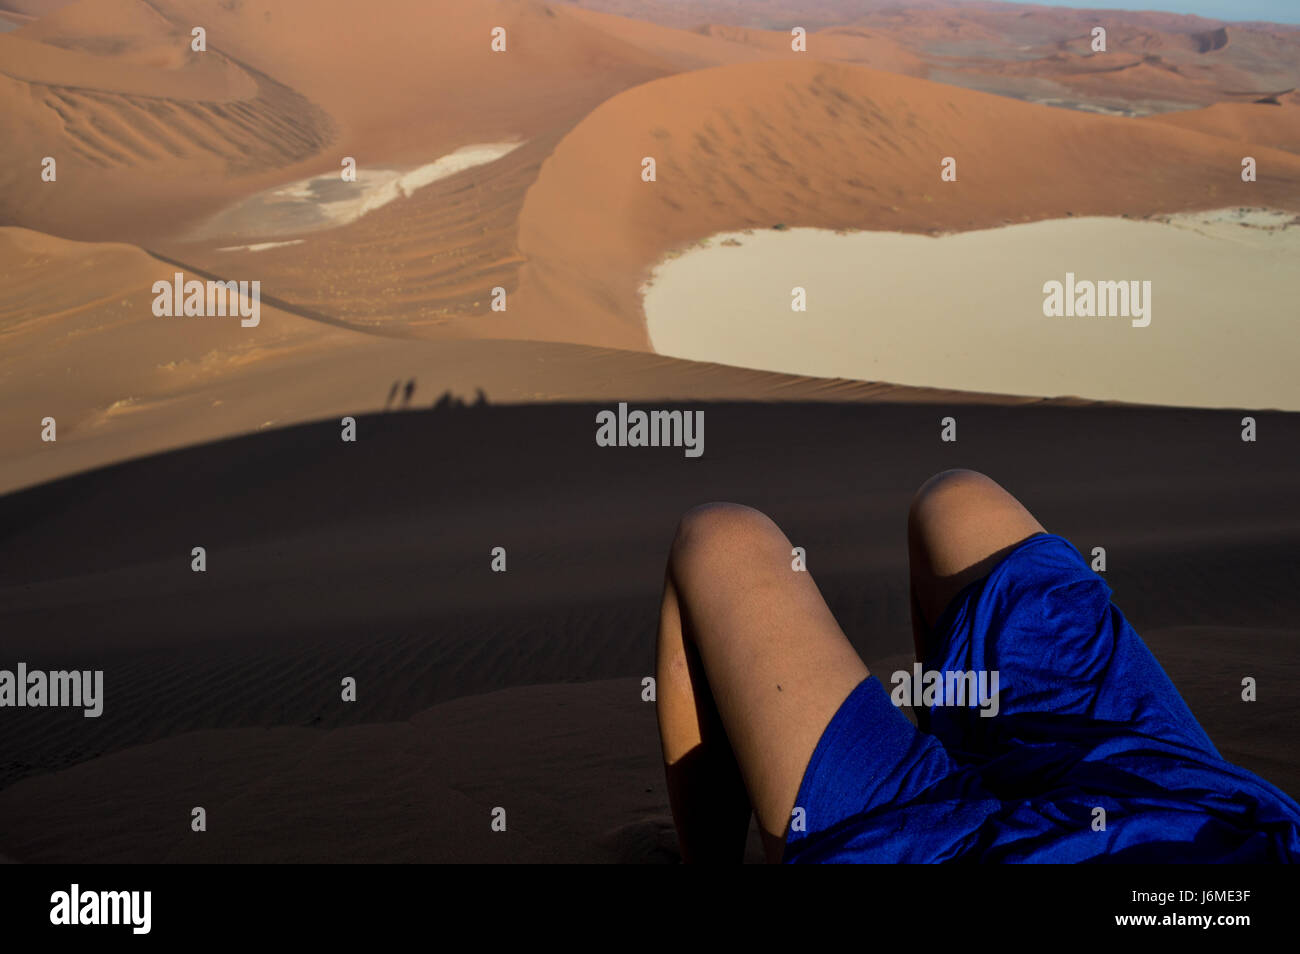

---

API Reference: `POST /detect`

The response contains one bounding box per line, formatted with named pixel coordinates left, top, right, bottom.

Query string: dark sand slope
left=0, top=401, right=1296, bottom=862
left=0, top=680, right=681, bottom=863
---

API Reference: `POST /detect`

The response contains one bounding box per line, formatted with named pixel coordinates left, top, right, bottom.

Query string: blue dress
left=783, top=533, right=1300, bottom=863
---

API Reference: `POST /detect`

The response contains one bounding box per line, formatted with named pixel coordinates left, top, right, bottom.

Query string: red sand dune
left=156, top=60, right=1300, bottom=351
left=1148, top=95, right=1300, bottom=154
left=4, top=1, right=1300, bottom=467
left=694, top=22, right=927, bottom=75
left=1, top=0, right=688, bottom=242
left=0, top=0, right=71, bottom=15
left=5, top=0, right=1298, bottom=355
left=512, top=58, right=1300, bottom=348
left=3, top=0, right=1297, bottom=428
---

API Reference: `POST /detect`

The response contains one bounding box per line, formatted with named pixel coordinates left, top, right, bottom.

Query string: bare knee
left=908, top=469, right=997, bottom=534
left=669, top=502, right=786, bottom=581
left=909, top=467, right=1043, bottom=548
left=907, top=469, right=1044, bottom=623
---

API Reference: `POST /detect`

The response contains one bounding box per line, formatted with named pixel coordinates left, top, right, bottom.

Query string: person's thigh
left=908, top=469, right=1045, bottom=632
left=668, top=503, right=869, bottom=855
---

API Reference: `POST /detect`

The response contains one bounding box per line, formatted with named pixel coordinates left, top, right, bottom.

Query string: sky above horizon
left=1004, top=0, right=1300, bottom=25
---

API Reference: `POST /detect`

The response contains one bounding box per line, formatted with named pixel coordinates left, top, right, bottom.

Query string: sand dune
left=0, top=0, right=333, bottom=241
left=514, top=58, right=1300, bottom=349
left=1, top=399, right=1296, bottom=861
left=694, top=22, right=927, bottom=75
left=0, top=0, right=693, bottom=243
left=154, top=132, right=568, bottom=335
left=0, top=226, right=364, bottom=492
left=0, top=680, right=690, bottom=863
left=2, top=225, right=1020, bottom=496
left=5, top=3, right=1298, bottom=487
left=1148, top=96, right=1300, bottom=153
left=553, top=3, right=771, bottom=70
left=0, top=0, right=72, bottom=16
left=9, top=0, right=1298, bottom=355
left=6, top=44, right=1299, bottom=495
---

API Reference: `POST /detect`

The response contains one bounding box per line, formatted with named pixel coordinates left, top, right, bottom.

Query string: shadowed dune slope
left=0, top=400, right=1296, bottom=861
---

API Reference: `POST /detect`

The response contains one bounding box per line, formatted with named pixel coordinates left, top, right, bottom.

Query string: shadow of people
left=433, top=390, right=464, bottom=410
left=402, top=379, right=416, bottom=408
left=428, top=388, right=490, bottom=410
left=385, top=381, right=400, bottom=409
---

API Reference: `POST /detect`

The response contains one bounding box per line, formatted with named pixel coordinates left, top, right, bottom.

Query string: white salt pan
left=642, top=210, right=1300, bottom=410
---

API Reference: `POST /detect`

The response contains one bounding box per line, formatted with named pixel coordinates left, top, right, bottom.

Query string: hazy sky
left=1009, top=0, right=1300, bottom=25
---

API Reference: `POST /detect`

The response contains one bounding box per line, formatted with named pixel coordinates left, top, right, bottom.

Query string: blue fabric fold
left=784, top=533, right=1300, bottom=863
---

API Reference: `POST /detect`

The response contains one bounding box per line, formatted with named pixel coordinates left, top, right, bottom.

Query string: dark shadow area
left=0, top=399, right=1296, bottom=860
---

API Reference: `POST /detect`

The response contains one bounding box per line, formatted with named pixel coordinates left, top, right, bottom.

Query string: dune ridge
left=2, top=225, right=1083, bottom=497
left=0, top=0, right=703, bottom=243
